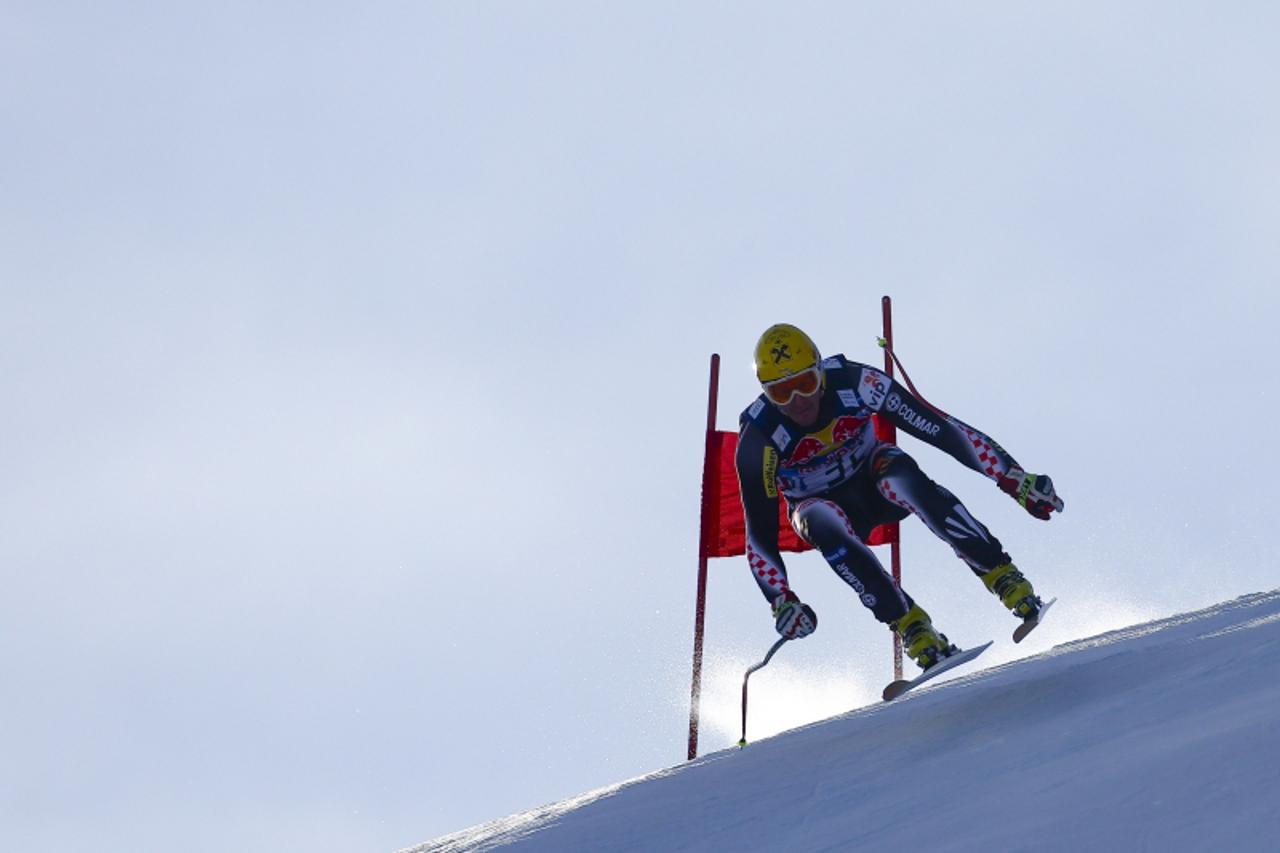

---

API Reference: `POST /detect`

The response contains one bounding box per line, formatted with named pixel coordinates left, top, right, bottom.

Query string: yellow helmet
left=754, top=324, right=821, bottom=383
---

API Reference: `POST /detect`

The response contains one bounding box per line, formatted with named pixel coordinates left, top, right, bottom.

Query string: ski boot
left=982, top=562, right=1043, bottom=619
left=892, top=604, right=959, bottom=672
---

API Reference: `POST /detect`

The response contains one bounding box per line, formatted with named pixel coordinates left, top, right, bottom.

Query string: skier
left=736, top=323, right=1064, bottom=670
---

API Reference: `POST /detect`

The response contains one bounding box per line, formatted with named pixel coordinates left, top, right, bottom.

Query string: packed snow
left=407, top=590, right=1280, bottom=852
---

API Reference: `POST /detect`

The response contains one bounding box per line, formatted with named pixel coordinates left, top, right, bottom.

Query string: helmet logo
left=770, top=344, right=792, bottom=364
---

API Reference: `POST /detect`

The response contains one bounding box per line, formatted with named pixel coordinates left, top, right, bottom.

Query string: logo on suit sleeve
left=886, top=393, right=942, bottom=436
left=763, top=447, right=778, bottom=498
left=859, top=368, right=888, bottom=409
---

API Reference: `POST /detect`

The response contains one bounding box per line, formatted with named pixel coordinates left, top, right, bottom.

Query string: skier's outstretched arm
left=735, top=425, right=789, bottom=598
left=734, top=425, right=817, bottom=639
left=858, top=367, right=1065, bottom=520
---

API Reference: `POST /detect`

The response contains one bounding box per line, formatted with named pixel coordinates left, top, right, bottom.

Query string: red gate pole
left=881, top=297, right=904, bottom=682
left=688, top=353, right=720, bottom=760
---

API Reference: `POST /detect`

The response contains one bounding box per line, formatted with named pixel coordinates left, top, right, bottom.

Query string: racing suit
left=734, top=353, right=1021, bottom=625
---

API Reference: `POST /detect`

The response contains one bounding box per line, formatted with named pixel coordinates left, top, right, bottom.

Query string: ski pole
left=876, top=336, right=951, bottom=419
left=738, top=637, right=789, bottom=748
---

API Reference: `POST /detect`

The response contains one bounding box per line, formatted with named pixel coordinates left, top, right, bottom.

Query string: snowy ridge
left=408, top=591, right=1280, bottom=852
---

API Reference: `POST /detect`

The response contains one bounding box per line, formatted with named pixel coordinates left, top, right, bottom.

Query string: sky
left=2, top=3, right=1278, bottom=851
left=414, top=590, right=1280, bottom=851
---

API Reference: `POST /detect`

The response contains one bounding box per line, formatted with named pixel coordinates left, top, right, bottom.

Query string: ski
left=881, top=641, right=993, bottom=701
left=1013, top=597, right=1057, bottom=643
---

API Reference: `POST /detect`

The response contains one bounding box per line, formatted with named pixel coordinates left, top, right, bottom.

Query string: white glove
left=997, top=467, right=1065, bottom=520
left=772, top=590, right=817, bottom=639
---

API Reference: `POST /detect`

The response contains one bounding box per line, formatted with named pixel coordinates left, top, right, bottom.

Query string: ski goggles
left=762, top=367, right=822, bottom=406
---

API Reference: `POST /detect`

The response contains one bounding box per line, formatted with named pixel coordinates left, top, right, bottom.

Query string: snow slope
left=408, top=591, right=1280, bottom=852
